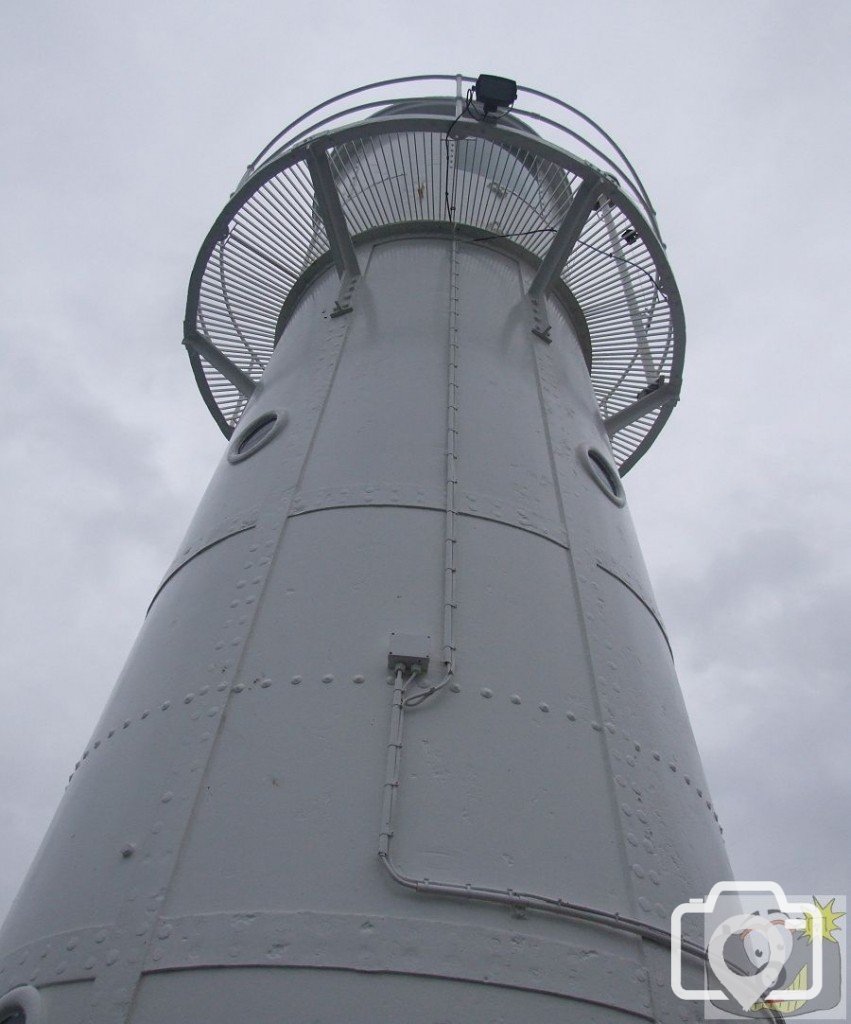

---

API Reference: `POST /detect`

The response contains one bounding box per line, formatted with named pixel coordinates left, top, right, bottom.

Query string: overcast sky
left=1, top=0, right=848, bottom=924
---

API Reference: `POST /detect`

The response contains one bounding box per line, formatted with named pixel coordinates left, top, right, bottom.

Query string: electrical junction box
left=387, top=633, right=431, bottom=673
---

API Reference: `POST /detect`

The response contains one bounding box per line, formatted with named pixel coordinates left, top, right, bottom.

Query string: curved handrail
left=236, top=74, right=662, bottom=239
left=185, top=107, right=685, bottom=473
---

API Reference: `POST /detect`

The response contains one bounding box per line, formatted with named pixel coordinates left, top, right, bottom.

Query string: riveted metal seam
left=147, top=520, right=258, bottom=612
left=596, top=560, right=673, bottom=660
left=85, top=247, right=373, bottom=1024
left=289, top=501, right=570, bottom=551
left=523, top=260, right=671, bottom=1024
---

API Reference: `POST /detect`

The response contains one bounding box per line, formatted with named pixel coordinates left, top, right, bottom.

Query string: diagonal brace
left=183, top=332, right=256, bottom=399
left=603, top=380, right=680, bottom=436
left=528, top=175, right=603, bottom=299
left=307, top=145, right=360, bottom=282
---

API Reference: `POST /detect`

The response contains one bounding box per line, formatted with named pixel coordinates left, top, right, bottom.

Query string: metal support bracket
left=527, top=175, right=603, bottom=341
left=528, top=179, right=602, bottom=344
left=330, top=270, right=359, bottom=318
left=529, top=293, right=552, bottom=342
left=183, top=332, right=256, bottom=399
left=307, top=145, right=361, bottom=282
left=603, top=379, right=680, bottom=437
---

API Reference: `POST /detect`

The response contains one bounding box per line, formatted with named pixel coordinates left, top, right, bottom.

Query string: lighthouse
left=0, top=74, right=740, bottom=1024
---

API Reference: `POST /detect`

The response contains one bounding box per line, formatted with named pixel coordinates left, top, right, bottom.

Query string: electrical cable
left=443, top=90, right=516, bottom=222
left=469, top=225, right=667, bottom=298
left=444, top=90, right=473, bottom=222
left=404, top=670, right=452, bottom=708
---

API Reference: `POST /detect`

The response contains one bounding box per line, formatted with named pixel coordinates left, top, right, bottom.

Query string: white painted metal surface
left=0, top=80, right=743, bottom=1024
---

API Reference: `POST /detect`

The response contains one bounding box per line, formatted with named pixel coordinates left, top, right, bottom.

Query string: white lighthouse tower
left=0, top=75, right=749, bottom=1024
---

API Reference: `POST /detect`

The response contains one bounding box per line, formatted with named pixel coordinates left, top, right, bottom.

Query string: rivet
left=605, top=721, right=616, bottom=734
left=252, top=576, right=262, bottom=585
left=449, top=682, right=461, bottom=693
left=632, top=863, right=645, bottom=878
left=199, top=685, right=209, bottom=696
left=697, top=788, right=703, bottom=797
left=157, top=924, right=172, bottom=940
left=353, top=675, right=365, bottom=685
left=510, top=694, right=521, bottom=705
left=322, top=674, right=334, bottom=684
left=236, top=580, right=247, bottom=589
left=84, top=956, right=96, bottom=970
left=634, top=742, right=641, bottom=752
left=649, top=869, right=660, bottom=885
left=614, top=775, right=626, bottom=787
left=217, top=682, right=228, bottom=692
left=200, top=732, right=211, bottom=742
left=56, top=961, right=67, bottom=975
left=108, top=729, right=115, bottom=738
left=243, top=562, right=253, bottom=570
left=638, top=896, right=652, bottom=911
left=94, top=930, right=107, bottom=944
left=184, top=694, right=194, bottom=704
left=684, top=775, right=691, bottom=784
left=66, top=938, right=78, bottom=951
left=591, top=721, right=602, bottom=731
left=93, top=740, right=101, bottom=749
left=105, top=949, right=120, bottom=966
left=291, top=676, right=301, bottom=686
left=652, top=751, right=661, bottom=761
left=161, top=702, right=171, bottom=711
left=538, top=702, right=550, bottom=713
left=229, top=600, right=239, bottom=609
left=566, top=711, right=576, bottom=721
left=626, top=755, right=636, bottom=767
left=260, top=679, right=271, bottom=689
left=233, top=683, right=245, bottom=693
left=249, top=544, right=259, bottom=552
left=161, top=791, right=174, bottom=804
left=626, top=832, right=638, bottom=846
left=480, top=688, right=493, bottom=699
left=123, top=720, right=130, bottom=729
left=82, top=750, right=89, bottom=759
left=245, top=596, right=256, bottom=605
left=643, top=838, right=655, bottom=854
left=208, top=706, right=220, bottom=716
left=141, top=710, right=150, bottom=719
left=669, top=762, right=677, bottom=772
left=636, top=809, right=649, bottom=824
left=121, top=844, right=135, bottom=858
left=621, top=803, right=632, bottom=816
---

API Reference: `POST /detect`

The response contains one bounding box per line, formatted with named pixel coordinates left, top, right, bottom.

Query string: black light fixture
left=473, top=74, right=518, bottom=117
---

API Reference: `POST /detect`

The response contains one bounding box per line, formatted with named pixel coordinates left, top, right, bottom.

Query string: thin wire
left=469, top=225, right=667, bottom=298
left=444, top=90, right=473, bottom=221
left=471, top=227, right=559, bottom=243
left=404, top=671, right=452, bottom=708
